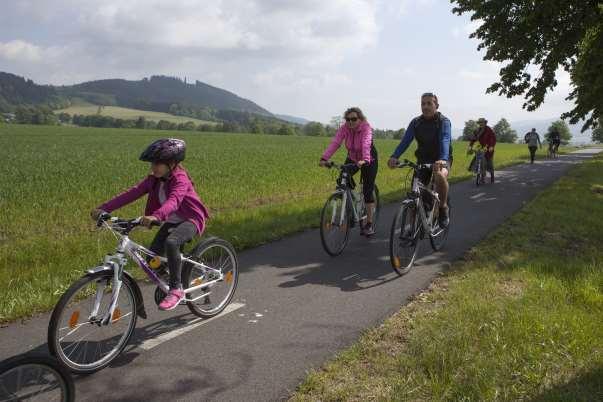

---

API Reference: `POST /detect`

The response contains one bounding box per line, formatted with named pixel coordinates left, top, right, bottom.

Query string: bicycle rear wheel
left=389, top=202, right=420, bottom=275
left=320, top=192, right=350, bottom=256
left=183, top=237, right=239, bottom=318
left=0, top=354, right=75, bottom=402
left=48, top=271, right=137, bottom=374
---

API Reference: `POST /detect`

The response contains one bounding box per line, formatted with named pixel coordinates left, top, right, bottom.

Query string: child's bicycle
left=319, top=162, right=380, bottom=256
left=48, top=213, right=239, bottom=374
left=0, top=353, right=75, bottom=402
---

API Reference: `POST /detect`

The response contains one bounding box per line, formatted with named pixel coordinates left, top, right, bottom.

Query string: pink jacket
left=98, top=166, right=209, bottom=234
left=321, top=121, right=374, bottom=163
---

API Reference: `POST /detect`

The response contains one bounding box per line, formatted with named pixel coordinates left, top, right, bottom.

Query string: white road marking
left=342, top=273, right=360, bottom=281
left=138, top=303, right=245, bottom=350
left=470, top=192, right=486, bottom=200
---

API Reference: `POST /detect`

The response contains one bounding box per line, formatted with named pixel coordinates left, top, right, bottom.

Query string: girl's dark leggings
left=149, top=221, right=197, bottom=289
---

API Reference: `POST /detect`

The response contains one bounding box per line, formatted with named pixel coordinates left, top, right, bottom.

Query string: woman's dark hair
left=344, top=107, right=366, bottom=121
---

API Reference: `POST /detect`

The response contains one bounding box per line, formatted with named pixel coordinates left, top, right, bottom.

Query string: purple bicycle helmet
left=139, top=138, right=186, bottom=163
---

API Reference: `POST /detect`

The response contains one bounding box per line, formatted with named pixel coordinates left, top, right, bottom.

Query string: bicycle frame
left=397, top=160, right=444, bottom=238
left=407, top=172, right=442, bottom=236
left=330, top=166, right=365, bottom=227
left=87, top=219, right=224, bottom=324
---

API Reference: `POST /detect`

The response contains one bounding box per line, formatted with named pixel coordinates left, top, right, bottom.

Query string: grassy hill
left=56, top=105, right=216, bottom=125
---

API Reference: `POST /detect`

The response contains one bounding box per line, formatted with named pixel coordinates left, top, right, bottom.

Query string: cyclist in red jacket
left=469, top=118, right=497, bottom=183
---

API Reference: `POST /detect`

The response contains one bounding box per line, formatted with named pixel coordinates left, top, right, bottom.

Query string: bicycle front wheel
left=430, top=198, right=451, bottom=251
left=320, top=192, right=351, bottom=256
left=389, top=202, right=420, bottom=275
left=183, top=237, right=239, bottom=319
left=48, top=271, right=137, bottom=374
left=0, top=354, right=75, bottom=402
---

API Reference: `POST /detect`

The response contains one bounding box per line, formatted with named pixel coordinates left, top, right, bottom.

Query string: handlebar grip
left=150, top=220, right=162, bottom=227
left=96, top=212, right=111, bottom=227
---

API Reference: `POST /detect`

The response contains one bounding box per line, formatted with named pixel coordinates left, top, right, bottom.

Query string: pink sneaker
left=159, top=288, right=185, bottom=311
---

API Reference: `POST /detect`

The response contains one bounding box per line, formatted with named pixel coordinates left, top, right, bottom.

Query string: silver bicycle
left=48, top=214, right=238, bottom=374
left=320, top=162, right=380, bottom=256
left=389, top=160, right=451, bottom=275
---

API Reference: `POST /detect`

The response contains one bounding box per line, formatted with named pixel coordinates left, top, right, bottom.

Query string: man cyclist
left=468, top=117, right=496, bottom=183
left=549, top=129, right=561, bottom=156
left=388, top=92, right=452, bottom=227
left=524, top=128, right=542, bottom=164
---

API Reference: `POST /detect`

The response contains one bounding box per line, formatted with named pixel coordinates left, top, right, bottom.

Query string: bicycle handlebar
left=394, top=159, right=442, bottom=170
left=325, top=161, right=358, bottom=170
left=96, top=213, right=161, bottom=230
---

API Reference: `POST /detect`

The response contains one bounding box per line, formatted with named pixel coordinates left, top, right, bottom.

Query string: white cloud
left=0, top=40, right=43, bottom=62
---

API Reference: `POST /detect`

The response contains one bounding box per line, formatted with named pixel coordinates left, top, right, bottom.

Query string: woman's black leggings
left=345, top=145, right=378, bottom=204
left=149, top=221, right=197, bottom=289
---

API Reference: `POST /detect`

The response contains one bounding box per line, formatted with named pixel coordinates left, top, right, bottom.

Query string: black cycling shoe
left=438, top=207, right=450, bottom=228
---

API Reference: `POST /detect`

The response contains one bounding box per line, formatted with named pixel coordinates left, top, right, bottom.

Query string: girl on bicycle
left=319, top=107, right=378, bottom=236
left=91, top=138, right=209, bottom=311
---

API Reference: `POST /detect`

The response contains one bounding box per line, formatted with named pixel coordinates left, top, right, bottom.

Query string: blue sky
left=0, top=0, right=579, bottom=132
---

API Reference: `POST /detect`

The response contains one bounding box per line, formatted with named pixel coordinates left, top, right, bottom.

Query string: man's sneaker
left=158, top=288, right=185, bottom=311
left=438, top=207, right=450, bottom=228
left=364, top=222, right=376, bottom=236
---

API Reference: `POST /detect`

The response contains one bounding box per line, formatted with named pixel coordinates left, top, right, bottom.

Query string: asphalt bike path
left=1, top=149, right=600, bottom=401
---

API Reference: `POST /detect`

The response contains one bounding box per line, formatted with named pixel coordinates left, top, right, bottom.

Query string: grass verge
left=290, top=154, right=603, bottom=401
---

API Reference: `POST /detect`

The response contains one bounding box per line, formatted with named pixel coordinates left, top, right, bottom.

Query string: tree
left=329, top=115, right=343, bottom=130
left=277, top=124, right=295, bottom=135
left=393, top=128, right=406, bottom=140
left=493, top=118, right=518, bottom=143
left=592, top=120, right=603, bottom=143
left=57, top=112, right=71, bottom=124
left=462, top=119, right=479, bottom=141
left=303, top=122, right=326, bottom=136
left=546, top=120, right=572, bottom=144
left=451, top=1, right=603, bottom=131
left=135, top=116, right=146, bottom=129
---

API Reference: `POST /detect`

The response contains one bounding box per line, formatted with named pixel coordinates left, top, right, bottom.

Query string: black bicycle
left=320, top=162, right=380, bottom=256
left=0, top=354, right=75, bottom=401
left=389, top=160, right=451, bottom=275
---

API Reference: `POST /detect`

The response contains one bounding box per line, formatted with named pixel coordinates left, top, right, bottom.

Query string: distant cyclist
left=320, top=107, right=378, bottom=236
left=388, top=92, right=452, bottom=227
left=524, top=128, right=542, bottom=164
left=549, top=129, right=561, bottom=156
left=468, top=117, right=496, bottom=183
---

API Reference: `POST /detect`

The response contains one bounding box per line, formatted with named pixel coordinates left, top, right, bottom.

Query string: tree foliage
left=462, top=119, right=479, bottom=141
left=592, top=120, right=603, bottom=143
left=451, top=1, right=603, bottom=131
left=493, top=118, right=518, bottom=143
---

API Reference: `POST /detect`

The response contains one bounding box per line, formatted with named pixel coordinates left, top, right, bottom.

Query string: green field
left=291, top=154, right=603, bottom=401
left=55, top=105, right=215, bottom=125
left=1, top=124, right=539, bottom=322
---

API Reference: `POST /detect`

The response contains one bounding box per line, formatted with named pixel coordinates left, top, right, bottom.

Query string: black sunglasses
left=345, top=117, right=359, bottom=122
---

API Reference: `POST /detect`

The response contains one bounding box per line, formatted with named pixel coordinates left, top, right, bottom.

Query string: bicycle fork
left=90, top=256, right=126, bottom=326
